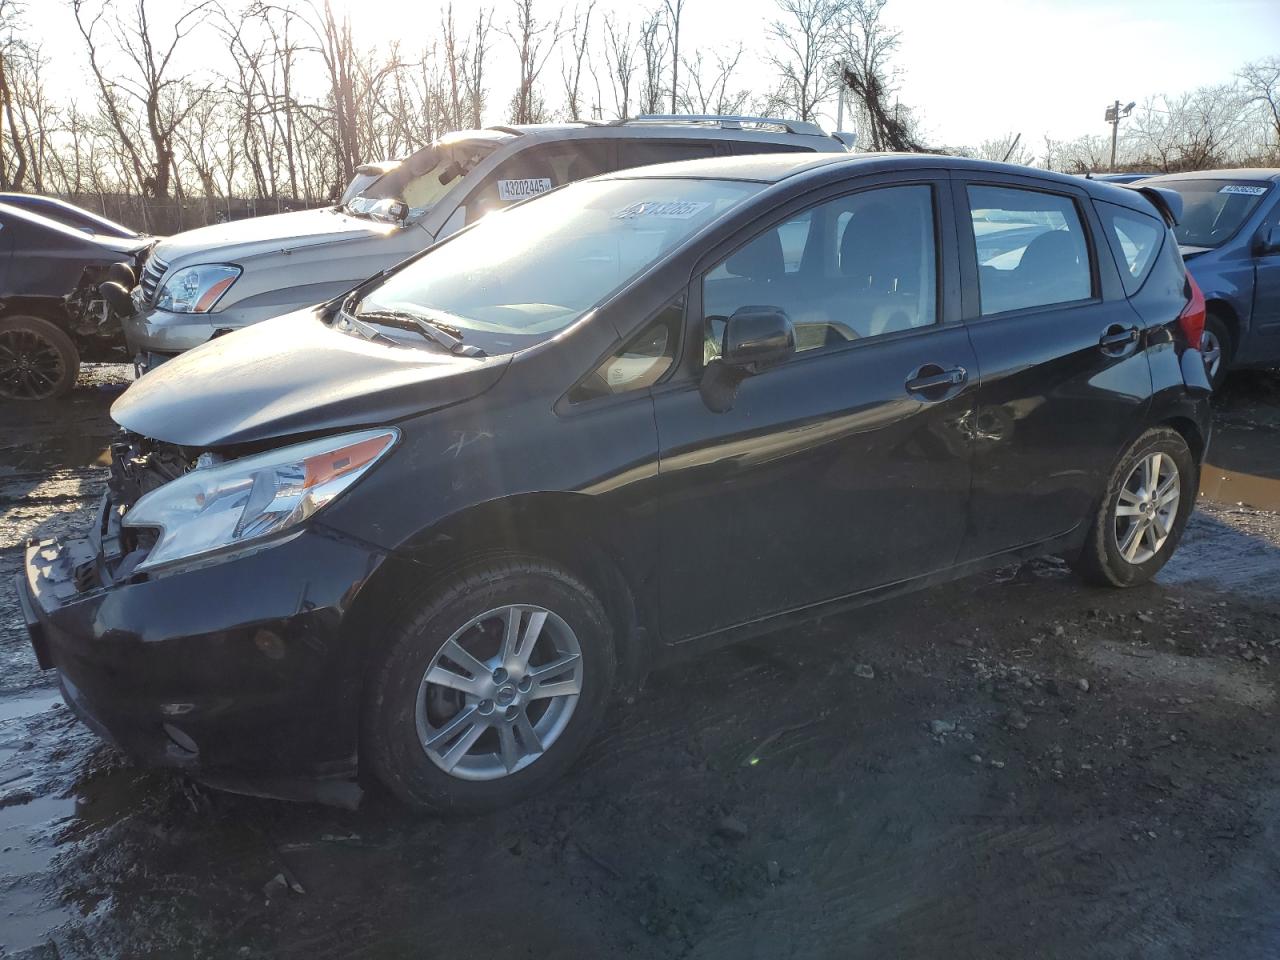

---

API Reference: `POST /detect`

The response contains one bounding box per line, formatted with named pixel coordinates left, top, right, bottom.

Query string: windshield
left=353, top=177, right=759, bottom=353
left=1165, top=179, right=1271, bottom=248
left=344, top=137, right=500, bottom=221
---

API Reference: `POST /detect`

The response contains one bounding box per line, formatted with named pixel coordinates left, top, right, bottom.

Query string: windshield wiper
left=357, top=309, right=486, bottom=358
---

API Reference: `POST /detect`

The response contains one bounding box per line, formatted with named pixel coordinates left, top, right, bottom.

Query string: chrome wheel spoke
left=497, top=723, right=521, bottom=772
left=514, top=710, right=543, bottom=755
left=439, top=637, right=490, bottom=682
left=1120, top=521, right=1144, bottom=561
left=1115, top=503, right=1142, bottom=517
left=425, top=705, right=486, bottom=772
left=424, top=661, right=485, bottom=697
left=510, top=610, right=548, bottom=669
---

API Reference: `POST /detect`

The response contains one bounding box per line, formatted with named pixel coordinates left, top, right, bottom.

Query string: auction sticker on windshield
left=614, top=200, right=711, bottom=220
left=498, top=178, right=553, bottom=202
left=1219, top=184, right=1268, bottom=196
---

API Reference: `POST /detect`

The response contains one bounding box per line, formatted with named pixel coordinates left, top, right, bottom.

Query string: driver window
left=702, top=184, right=938, bottom=364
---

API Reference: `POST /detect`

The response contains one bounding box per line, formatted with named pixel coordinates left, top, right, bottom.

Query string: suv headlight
left=125, top=429, right=398, bottom=572
left=156, top=264, right=241, bottom=313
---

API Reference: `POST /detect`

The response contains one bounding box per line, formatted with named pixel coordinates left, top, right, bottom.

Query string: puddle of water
left=0, top=690, right=62, bottom=725
left=1200, top=464, right=1280, bottom=511
left=0, top=791, right=78, bottom=954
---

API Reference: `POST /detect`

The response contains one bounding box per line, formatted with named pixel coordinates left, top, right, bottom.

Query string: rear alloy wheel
left=0, top=315, right=80, bottom=401
left=1071, top=427, right=1196, bottom=587
left=364, top=558, right=615, bottom=814
left=1201, top=313, right=1230, bottom=391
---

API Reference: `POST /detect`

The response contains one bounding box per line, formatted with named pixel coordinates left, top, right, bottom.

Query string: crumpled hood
left=111, top=309, right=510, bottom=447
left=153, top=207, right=396, bottom=266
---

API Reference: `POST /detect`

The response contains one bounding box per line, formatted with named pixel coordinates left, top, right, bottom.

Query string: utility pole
left=1105, top=99, right=1135, bottom=172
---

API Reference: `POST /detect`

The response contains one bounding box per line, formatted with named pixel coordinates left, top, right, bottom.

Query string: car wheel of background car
left=363, top=557, right=616, bottom=814
left=0, top=314, right=80, bottom=402
left=1201, top=312, right=1231, bottom=391
left=1070, top=427, right=1196, bottom=588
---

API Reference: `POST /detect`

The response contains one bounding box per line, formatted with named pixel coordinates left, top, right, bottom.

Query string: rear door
left=653, top=172, right=978, bottom=643
left=955, top=175, right=1153, bottom=562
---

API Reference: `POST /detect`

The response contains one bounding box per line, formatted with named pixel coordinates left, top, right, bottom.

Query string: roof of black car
left=606, top=152, right=1132, bottom=192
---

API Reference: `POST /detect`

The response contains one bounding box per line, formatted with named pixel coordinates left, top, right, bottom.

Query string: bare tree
left=766, top=0, right=841, bottom=122
left=680, top=45, right=750, bottom=116
left=559, top=1, right=596, bottom=121
left=602, top=14, right=636, bottom=119
left=0, top=0, right=32, bottom=190
left=662, top=0, right=686, bottom=114
left=72, top=0, right=216, bottom=202
left=976, top=132, right=1032, bottom=165
left=504, top=0, right=565, bottom=124
left=837, top=0, right=924, bottom=150
left=1240, top=56, right=1280, bottom=151
left=637, top=10, right=668, bottom=115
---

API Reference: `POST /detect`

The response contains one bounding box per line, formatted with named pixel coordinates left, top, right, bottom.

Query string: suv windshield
left=1165, top=179, right=1271, bottom=248
left=353, top=176, right=759, bottom=353
left=344, top=135, right=502, bottom=221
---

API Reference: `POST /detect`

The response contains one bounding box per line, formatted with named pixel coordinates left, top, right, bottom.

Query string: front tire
left=1201, top=312, right=1231, bottom=391
left=363, top=558, right=616, bottom=814
left=1071, top=427, right=1197, bottom=587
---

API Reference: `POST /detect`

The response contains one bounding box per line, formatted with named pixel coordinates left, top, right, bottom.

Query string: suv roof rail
left=616, top=114, right=828, bottom=137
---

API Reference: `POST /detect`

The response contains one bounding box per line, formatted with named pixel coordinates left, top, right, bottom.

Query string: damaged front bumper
left=17, top=450, right=388, bottom=808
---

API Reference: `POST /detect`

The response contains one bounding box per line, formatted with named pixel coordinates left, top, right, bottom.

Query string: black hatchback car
left=20, top=154, right=1211, bottom=812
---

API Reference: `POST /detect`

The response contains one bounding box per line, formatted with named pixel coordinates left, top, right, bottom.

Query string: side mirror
left=1257, top=225, right=1280, bottom=255
left=721, top=305, right=795, bottom=372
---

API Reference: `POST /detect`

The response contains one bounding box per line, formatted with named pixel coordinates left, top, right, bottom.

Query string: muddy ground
left=1, top=368, right=1279, bottom=959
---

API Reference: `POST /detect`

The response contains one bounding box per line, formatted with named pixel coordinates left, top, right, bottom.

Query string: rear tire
left=363, top=558, right=616, bottom=815
left=0, top=314, right=80, bottom=401
left=1201, top=312, right=1231, bottom=391
left=1071, top=427, right=1196, bottom=587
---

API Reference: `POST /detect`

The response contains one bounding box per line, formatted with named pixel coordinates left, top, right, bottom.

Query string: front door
left=653, top=178, right=977, bottom=643
left=1250, top=195, right=1280, bottom=357
left=955, top=178, right=1154, bottom=561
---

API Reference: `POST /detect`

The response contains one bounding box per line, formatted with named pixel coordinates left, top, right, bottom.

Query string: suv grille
left=139, top=255, right=168, bottom=304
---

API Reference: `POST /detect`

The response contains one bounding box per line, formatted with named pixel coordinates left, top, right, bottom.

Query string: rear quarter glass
left=1096, top=200, right=1165, bottom=297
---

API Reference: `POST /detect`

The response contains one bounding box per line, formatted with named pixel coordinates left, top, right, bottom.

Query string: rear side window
left=467, top=141, right=612, bottom=222
left=617, top=140, right=718, bottom=168
left=1097, top=201, right=1164, bottom=295
left=968, top=185, right=1092, bottom=316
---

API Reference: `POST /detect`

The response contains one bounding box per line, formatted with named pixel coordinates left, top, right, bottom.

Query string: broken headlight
left=124, top=429, right=398, bottom=572
left=156, top=264, right=241, bottom=313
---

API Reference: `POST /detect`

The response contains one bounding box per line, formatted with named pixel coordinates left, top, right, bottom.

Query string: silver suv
left=123, top=116, right=852, bottom=367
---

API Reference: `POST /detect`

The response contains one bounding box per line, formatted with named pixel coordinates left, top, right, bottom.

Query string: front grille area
left=138, top=254, right=169, bottom=304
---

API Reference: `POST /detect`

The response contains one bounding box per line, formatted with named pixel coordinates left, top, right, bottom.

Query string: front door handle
left=1099, top=324, right=1140, bottom=354
left=905, top=364, right=968, bottom=398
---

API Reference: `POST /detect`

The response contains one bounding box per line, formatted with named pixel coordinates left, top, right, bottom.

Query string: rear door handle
left=1099, top=325, right=1139, bottom=353
left=905, top=364, right=968, bottom=396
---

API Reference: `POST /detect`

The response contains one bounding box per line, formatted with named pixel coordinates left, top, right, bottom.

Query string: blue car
left=1143, top=169, right=1280, bottom=388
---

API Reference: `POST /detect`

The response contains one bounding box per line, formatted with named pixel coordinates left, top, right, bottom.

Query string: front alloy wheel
left=365, top=558, right=615, bottom=814
left=1114, top=452, right=1180, bottom=564
left=416, top=605, right=584, bottom=780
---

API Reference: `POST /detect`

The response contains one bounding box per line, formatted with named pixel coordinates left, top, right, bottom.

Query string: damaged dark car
left=19, top=154, right=1212, bottom=812
left=0, top=199, right=151, bottom=400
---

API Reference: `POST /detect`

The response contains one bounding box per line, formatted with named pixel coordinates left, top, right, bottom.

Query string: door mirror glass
left=720, top=305, right=795, bottom=371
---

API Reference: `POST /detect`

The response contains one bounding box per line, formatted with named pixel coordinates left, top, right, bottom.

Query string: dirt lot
left=2, top=368, right=1279, bottom=959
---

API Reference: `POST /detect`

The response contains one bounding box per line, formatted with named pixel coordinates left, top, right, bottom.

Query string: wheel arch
left=1204, top=297, right=1239, bottom=357
left=339, top=492, right=655, bottom=698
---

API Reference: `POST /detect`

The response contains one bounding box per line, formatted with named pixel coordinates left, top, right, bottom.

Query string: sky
left=16, top=0, right=1280, bottom=151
